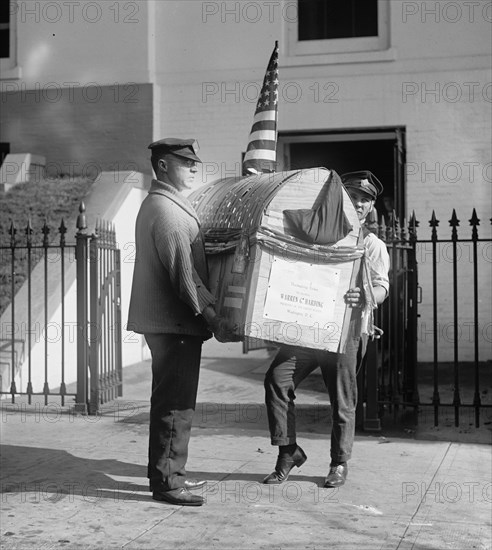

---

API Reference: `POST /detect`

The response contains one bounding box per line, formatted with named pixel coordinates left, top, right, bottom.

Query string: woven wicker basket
left=189, top=168, right=362, bottom=352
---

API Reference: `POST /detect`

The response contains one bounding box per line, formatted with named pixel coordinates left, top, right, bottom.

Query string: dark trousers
left=264, top=334, right=361, bottom=464
left=144, top=333, right=203, bottom=491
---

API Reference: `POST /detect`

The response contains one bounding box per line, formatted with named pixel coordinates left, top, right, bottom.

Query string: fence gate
left=356, top=216, right=419, bottom=431
left=76, top=205, right=122, bottom=414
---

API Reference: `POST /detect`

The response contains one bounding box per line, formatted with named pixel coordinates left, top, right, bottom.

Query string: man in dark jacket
left=128, top=138, right=237, bottom=506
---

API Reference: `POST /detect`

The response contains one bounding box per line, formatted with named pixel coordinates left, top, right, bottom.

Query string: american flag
left=242, top=41, right=279, bottom=175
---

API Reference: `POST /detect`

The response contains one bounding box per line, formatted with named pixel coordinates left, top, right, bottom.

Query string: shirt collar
left=148, top=179, right=200, bottom=224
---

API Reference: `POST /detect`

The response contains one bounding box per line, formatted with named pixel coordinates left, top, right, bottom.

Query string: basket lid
left=189, top=168, right=332, bottom=232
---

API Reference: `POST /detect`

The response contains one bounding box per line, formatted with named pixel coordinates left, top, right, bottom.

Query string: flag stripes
left=248, top=130, right=277, bottom=143
left=242, top=41, right=279, bottom=175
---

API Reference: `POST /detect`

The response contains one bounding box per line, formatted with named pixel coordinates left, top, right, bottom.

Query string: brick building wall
left=0, top=83, right=153, bottom=177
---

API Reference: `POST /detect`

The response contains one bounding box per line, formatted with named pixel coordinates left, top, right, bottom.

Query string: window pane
left=298, top=0, right=378, bottom=41
left=0, top=3, right=9, bottom=23
left=0, top=30, right=9, bottom=58
left=0, top=2, right=9, bottom=58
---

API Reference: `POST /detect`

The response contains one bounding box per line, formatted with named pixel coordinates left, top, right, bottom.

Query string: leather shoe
left=152, top=487, right=204, bottom=506
left=184, top=478, right=207, bottom=490
left=324, top=463, right=348, bottom=488
left=149, top=478, right=207, bottom=491
left=263, top=445, right=307, bottom=484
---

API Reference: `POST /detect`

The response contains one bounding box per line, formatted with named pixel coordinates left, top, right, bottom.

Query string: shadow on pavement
left=0, top=444, right=150, bottom=503
left=0, top=444, right=326, bottom=502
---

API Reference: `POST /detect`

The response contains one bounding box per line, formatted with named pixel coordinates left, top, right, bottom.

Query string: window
left=286, top=0, right=393, bottom=64
left=1, top=1, right=19, bottom=78
left=298, top=0, right=378, bottom=41
left=0, top=2, right=9, bottom=58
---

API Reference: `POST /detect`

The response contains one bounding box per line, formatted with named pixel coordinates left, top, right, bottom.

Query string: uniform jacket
left=357, top=227, right=390, bottom=348
left=364, top=231, right=390, bottom=295
left=127, top=179, right=215, bottom=338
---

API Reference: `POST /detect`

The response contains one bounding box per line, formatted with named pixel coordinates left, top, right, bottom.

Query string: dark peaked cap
left=148, top=138, right=202, bottom=162
left=341, top=170, right=384, bottom=200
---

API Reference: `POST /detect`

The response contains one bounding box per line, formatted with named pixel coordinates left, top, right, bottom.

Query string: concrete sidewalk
left=1, top=341, right=491, bottom=550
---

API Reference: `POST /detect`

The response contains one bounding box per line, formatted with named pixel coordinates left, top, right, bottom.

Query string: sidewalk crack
left=121, top=509, right=181, bottom=548
left=393, top=442, right=452, bottom=550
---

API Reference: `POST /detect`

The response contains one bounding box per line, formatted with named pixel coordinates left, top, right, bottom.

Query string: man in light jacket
left=263, top=170, right=390, bottom=489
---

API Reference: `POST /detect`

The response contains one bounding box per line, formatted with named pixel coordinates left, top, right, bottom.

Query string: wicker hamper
left=189, top=168, right=363, bottom=352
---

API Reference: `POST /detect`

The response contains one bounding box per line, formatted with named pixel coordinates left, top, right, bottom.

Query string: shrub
left=0, top=177, right=93, bottom=315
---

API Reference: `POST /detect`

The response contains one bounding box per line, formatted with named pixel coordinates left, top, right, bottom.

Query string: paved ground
left=1, top=341, right=491, bottom=550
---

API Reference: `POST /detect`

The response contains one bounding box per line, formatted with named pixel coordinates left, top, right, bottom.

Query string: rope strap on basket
left=203, top=225, right=363, bottom=264
left=256, top=226, right=364, bottom=264
left=203, top=227, right=244, bottom=254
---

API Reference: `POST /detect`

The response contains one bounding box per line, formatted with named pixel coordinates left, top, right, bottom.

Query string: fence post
left=89, top=227, right=100, bottom=415
left=470, top=209, right=481, bottom=427
left=115, top=246, right=123, bottom=397
left=74, top=203, right=89, bottom=414
left=363, top=340, right=382, bottom=431
left=407, top=213, right=420, bottom=424
left=8, top=222, right=17, bottom=402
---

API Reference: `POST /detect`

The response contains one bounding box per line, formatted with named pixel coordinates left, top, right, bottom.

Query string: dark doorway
left=278, top=128, right=406, bottom=224
left=0, top=143, right=9, bottom=166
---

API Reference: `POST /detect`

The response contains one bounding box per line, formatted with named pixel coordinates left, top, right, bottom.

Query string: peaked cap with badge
left=148, top=138, right=202, bottom=163
left=341, top=170, right=384, bottom=200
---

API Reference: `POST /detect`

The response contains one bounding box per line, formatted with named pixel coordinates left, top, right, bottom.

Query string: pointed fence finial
left=76, top=202, right=87, bottom=233
left=378, top=216, right=386, bottom=241
left=400, top=216, right=407, bottom=241
left=469, top=208, right=479, bottom=240
left=9, top=220, right=17, bottom=247
left=42, top=220, right=50, bottom=247
left=391, top=212, right=399, bottom=241
left=25, top=218, right=33, bottom=246
left=111, top=222, right=116, bottom=246
left=408, top=211, right=419, bottom=241
left=59, top=219, right=67, bottom=246
left=449, top=209, right=459, bottom=240
left=469, top=208, right=479, bottom=226
left=430, top=210, right=439, bottom=240
left=449, top=209, right=460, bottom=226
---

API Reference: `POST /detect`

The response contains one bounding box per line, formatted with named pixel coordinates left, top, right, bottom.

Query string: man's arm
left=345, top=285, right=387, bottom=307
left=345, top=233, right=390, bottom=308
left=365, top=233, right=390, bottom=299
left=155, top=219, right=214, bottom=314
left=153, top=204, right=240, bottom=341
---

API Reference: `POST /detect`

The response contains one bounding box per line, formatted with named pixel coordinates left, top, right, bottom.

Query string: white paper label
left=263, top=257, right=340, bottom=325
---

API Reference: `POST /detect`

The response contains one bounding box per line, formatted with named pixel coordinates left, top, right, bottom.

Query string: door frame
left=277, top=126, right=407, bottom=221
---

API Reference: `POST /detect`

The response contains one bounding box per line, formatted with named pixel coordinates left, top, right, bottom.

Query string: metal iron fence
left=0, top=203, right=122, bottom=414
left=358, top=209, right=491, bottom=429
left=86, top=218, right=123, bottom=413
left=2, top=199, right=489, bottom=426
